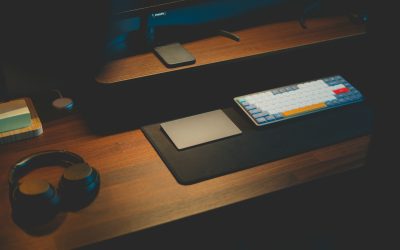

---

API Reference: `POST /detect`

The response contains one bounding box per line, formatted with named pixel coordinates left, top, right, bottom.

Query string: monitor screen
left=106, top=0, right=293, bottom=58
left=112, top=0, right=202, bottom=18
left=106, top=0, right=366, bottom=60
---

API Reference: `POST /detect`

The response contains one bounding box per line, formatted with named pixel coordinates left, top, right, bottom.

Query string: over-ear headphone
left=9, top=150, right=100, bottom=226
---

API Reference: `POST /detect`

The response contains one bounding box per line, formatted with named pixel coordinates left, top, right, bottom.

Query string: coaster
left=0, top=98, right=43, bottom=144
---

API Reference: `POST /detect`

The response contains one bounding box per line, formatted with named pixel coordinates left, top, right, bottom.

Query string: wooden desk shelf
left=96, top=16, right=366, bottom=85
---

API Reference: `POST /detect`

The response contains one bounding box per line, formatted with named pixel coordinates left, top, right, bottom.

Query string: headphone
left=9, top=150, right=100, bottom=226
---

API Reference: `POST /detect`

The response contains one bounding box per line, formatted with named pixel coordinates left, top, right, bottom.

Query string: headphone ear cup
left=11, top=180, right=60, bottom=226
left=59, top=163, right=100, bottom=210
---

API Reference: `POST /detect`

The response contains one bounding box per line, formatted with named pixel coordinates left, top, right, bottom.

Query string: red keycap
left=333, top=88, right=349, bottom=94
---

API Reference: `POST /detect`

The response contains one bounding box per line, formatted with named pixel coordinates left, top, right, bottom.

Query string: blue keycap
left=274, top=113, right=283, bottom=119
left=241, top=101, right=250, bottom=106
left=343, top=82, right=351, bottom=87
left=260, top=111, right=270, bottom=117
left=265, top=116, right=275, bottom=122
left=252, top=112, right=265, bottom=118
left=329, top=82, right=338, bottom=86
left=327, top=79, right=339, bottom=86
left=347, top=95, right=358, bottom=101
left=324, top=77, right=335, bottom=82
left=331, top=100, right=338, bottom=105
left=334, top=76, right=343, bottom=80
left=256, top=117, right=266, bottom=123
left=245, top=105, right=256, bottom=110
left=250, top=109, right=261, bottom=115
left=325, top=101, right=334, bottom=106
left=323, top=79, right=331, bottom=84
left=354, top=93, right=362, bottom=99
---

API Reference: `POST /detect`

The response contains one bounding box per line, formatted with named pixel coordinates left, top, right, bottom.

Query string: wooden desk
left=1, top=15, right=370, bottom=249
left=0, top=109, right=370, bottom=249
left=96, top=16, right=366, bottom=85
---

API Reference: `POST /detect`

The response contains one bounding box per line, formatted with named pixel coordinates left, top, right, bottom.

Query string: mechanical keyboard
left=234, top=75, right=363, bottom=126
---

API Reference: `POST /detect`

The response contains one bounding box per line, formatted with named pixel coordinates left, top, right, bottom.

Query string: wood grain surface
left=96, top=16, right=366, bottom=84
left=0, top=111, right=370, bottom=249
left=0, top=15, right=369, bottom=249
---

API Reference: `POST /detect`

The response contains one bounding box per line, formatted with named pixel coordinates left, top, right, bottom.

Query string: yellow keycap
left=283, top=103, right=327, bottom=117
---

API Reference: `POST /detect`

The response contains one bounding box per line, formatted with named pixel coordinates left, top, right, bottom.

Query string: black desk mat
left=141, top=104, right=372, bottom=185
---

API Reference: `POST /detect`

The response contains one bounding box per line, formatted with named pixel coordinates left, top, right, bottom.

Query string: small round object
left=52, top=97, right=74, bottom=111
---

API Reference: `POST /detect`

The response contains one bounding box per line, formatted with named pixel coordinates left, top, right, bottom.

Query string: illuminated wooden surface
left=0, top=15, right=369, bottom=249
left=96, top=16, right=366, bottom=84
left=0, top=111, right=370, bottom=249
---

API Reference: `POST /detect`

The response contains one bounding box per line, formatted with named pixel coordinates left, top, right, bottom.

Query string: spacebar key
left=282, top=103, right=327, bottom=117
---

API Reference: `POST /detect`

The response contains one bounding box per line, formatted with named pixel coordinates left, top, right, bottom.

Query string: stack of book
left=0, top=98, right=43, bottom=144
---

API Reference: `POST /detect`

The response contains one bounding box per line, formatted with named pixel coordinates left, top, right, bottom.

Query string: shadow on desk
left=81, top=167, right=378, bottom=250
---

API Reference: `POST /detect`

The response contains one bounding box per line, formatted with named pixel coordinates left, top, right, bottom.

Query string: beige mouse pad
left=160, top=109, right=242, bottom=150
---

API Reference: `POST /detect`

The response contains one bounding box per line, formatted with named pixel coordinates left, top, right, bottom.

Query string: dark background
left=0, top=0, right=397, bottom=248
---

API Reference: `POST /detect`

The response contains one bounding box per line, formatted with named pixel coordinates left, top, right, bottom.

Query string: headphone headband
left=9, top=150, right=84, bottom=188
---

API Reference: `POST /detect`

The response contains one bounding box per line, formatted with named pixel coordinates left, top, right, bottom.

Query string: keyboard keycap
left=252, top=112, right=265, bottom=118
left=333, top=88, right=350, bottom=95
left=234, top=75, right=363, bottom=126
left=265, top=116, right=275, bottom=122
left=282, top=103, right=327, bottom=117
left=256, top=117, right=266, bottom=123
left=249, top=109, right=261, bottom=115
left=245, top=105, right=256, bottom=110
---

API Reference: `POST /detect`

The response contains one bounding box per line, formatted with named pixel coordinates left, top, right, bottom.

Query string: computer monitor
left=106, top=0, right=295, bottom=59
left=106, top=0, right=367, bottom=59
left=0, top=0, right=365, bottom=94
